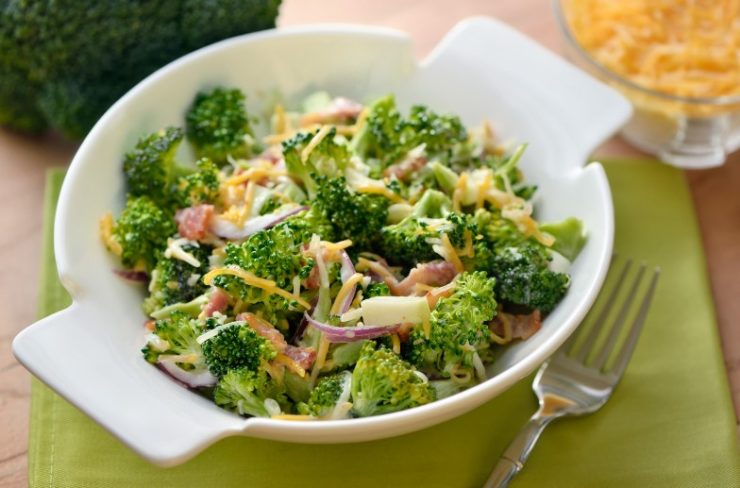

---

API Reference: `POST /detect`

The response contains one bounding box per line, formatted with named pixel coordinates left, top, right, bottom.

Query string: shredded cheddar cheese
left=439, top=233, right=465, bottom=273
left=329, top=273, right=364, bottom=315
left=275, top=353, right=307, bottom=378
left=301, top=125, right=333, bottom=163
left=311, top=336, right=331, bottom=384
left=565, top=0, right=740, bottom=103
left=452, top=172, right=468, bottom=212
left=354, top=184, right=405, bottom=204
left=99, top=212, right=122, bottom=256
left=202, top=266, right=311, bottom=309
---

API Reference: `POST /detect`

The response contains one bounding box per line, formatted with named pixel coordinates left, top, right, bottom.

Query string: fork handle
left=483, top=413, right=554, bottom=488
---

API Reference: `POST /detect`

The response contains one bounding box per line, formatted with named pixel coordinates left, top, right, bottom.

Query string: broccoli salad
left=100, top=88, right=587, bottom=420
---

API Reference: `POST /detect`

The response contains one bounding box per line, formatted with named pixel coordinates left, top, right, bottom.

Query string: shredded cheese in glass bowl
left=555, top=0, right=740, bottom=168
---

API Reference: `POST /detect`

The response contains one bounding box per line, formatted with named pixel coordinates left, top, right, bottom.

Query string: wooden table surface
left=1, top=1, right=739, bottom=486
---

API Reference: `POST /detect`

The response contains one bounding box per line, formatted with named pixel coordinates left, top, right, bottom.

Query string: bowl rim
left=552, top=0, right=740, bottom=107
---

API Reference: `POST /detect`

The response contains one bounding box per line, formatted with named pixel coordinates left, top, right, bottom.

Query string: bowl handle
left=423, top=16, right=633, bottom=164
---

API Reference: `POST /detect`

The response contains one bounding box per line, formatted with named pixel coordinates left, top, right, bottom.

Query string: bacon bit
left=238, top=313, right=288, bottom=352
left=383, top=145, right=427, bottom=181
left=283, top=345, right=317, bottom=370
left=302, top=264, right=321, bottom=290
left=490, top=310, right=542, bottom=342
left=391, top=261, right=458, bottom=296
left=202, top=289, right=230, bottom=318
left=397, top=322, right=416, bottom=342
left=299, top=97, right=363, bottom=126
left=144, top=320, right=155, bottom=331
left=175, top=204, right=214, bottom=241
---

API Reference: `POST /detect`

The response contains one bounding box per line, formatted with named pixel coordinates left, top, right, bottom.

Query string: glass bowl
left=553, top=0, right=740, bottom=168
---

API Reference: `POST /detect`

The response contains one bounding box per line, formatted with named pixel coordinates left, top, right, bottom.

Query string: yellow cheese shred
left=452, top=172, right=468, bottom=212
left=226, top=167, right=286, bottom=186
left=99, top=212, right=122, bottom=256
left=275, top=353, right=307, bottom=378
left=354, top=185, right=405, bottom=204
left=310, top=336, right=331, bottom=384
left=301, top=125, right=333, bottom=163
left=564, top=0, right=740, bottom=102
left=202, top=266, right=311, bottom=309
left=440, top=233, right=465, bottom=273
left=271, top=414, right=316, bottom=421
left=329, top=273, right=364, bottom=316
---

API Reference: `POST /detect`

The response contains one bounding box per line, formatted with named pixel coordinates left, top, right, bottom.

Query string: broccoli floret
left=488, top=246, right=569, bottom=312
left=212, top=216, right=320, bottom=329
left=141, top=311, right=203, bottom=366
left=0, top=2, right=280, bottom=138
left=175, top=157, right=220, bottom=207
left=539, top=217, right=587, bottom=262
left=313, top=175, right=389, bottom=250
left=283, top=207, right=335, bottom=243
left=350, top=95, right=467, bottom=170
left=405, top=271, right=497, bottom=379
left=186, top=87, right=255, bottom=164
left=214, top=368, right=286, bottom=418
left=143, top=243, right=213, bottom=315
left=282, top=128, right=350, bottom=198
left=297, top=371, right=352, bottom=418
left=351, top=342, right=435, bottom=417
left=364, top=282, right=391, bottom=298
left=122, top=127, right=187, bottom=207
left=201, top=321, right=276, bottom=377
left=379, top=190, right=474, bottom=267
left=465, top=209, right=570, bottom=312
left=112, top=196, right=176, bottom=271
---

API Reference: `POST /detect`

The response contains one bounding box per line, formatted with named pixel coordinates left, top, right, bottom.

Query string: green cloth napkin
left=30, top=161, right=740, bottom=487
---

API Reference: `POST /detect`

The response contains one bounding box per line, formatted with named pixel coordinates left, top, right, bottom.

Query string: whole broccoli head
left=297, top=370, right=352, bottom=418
left=112, top=196, right=176, bottom=271
left=123, top=127, right=186, bottom=207
left=313, top=175, right=389, bottom=251
left=350, top=95, right=467, bottom=170
left=405, top=271, right=497, bottom=379
left=186, top=87, right=256, bottom=165
left=143, top=243, right=213, bottom=315
left=282, top=127, right=351, bottom=199
left=351, top=342, right=435, bottom=417
left=142, top=311, right=204, bottom=366
left=201, top=321, right=277, bottom=377
left=214, top=368, right=286, bottom=418
left=0, top=1, right=281, bottom=138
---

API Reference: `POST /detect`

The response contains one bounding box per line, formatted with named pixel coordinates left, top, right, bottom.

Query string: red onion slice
left=157, top=360, right=217, bottom=388
left=113, top=269, right=149, bottom=282
left=304, top=313, right=400, bottom=343
left=338, top=251, right=357, bottom=314
left=210, top=205, right=308, bottom=240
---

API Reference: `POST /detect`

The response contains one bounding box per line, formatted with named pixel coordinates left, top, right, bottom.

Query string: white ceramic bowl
left=13, top=18, right=630, bottom=466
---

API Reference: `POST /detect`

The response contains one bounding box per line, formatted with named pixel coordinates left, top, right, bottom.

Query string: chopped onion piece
left=196, top=321, right=246, bottom=345
left=113, top=269, right=149, bottom=282
left=304, top=313, right=400, bottom=343
left=339, top=308, right=363, bottom=323
left=337, top=251, right=358, bottom=314
left=157, top=360, right=217, bottom=388
left=210, top=205, right=307, bottom=240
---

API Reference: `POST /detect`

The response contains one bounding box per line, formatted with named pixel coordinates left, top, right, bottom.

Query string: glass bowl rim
left=552, top=0, right=740, bottom=107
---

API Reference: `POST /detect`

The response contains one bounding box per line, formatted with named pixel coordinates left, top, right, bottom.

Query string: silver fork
left=484, top=259, right=660, bottom=488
